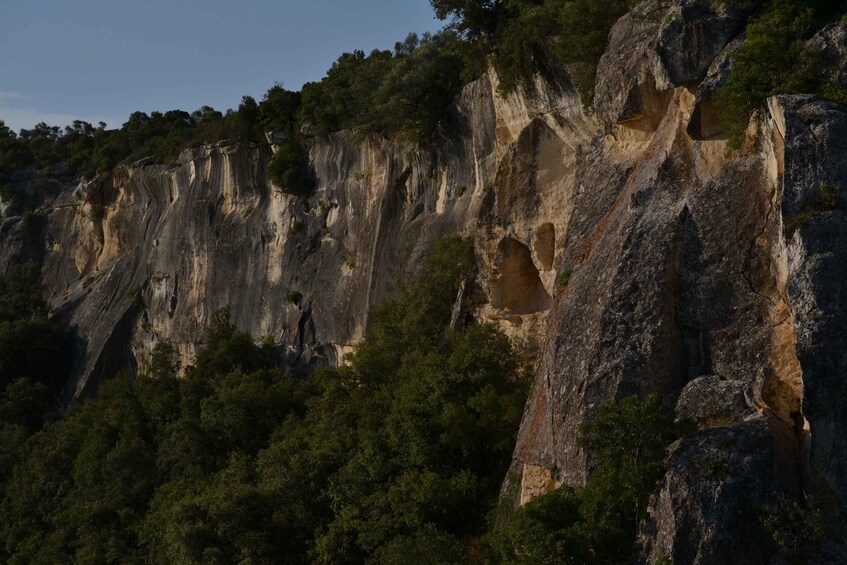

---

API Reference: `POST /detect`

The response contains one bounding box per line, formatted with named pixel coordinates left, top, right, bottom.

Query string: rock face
left=508, top=4, right=847, bottom=563
left=675, top=375, right=753, bottom=426
left=811, top=23, right=847, bottom=90
left=2, top=2, right=846, bottom=561
left=639, top=415, right=777, bottom=564
left=594, top=0, right=746, bottom=129
left=0, top=67, right=594, bottom=400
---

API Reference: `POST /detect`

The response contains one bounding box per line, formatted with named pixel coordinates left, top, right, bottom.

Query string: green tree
left=0, top=120, right=33, bottom=182
left=259, top=85, right=302, bottom=133
left=0, top=263, right=48, bottom=322
left=141, top=454, right=283, bottom=564
left=430, top=0, right=510, bottom=40
left=0, top=237, right=529, bottom=563
left=494, top=395, right=692, bottom=564
left=256, top=237, right=528, bottom=561
left=717, top=0, right=823, bottom=145
left=1, top=376, right=157, bottom=563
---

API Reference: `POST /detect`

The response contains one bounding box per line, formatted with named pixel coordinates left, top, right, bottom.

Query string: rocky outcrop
left=9, top=67, right=594, bottom=400
left=810, top=23, right=847, bottom=91
left=508, top=2, right=847, bottom=562
left=639, top=415, right=776, bottom=564
left=4, top=1, right=847, bottom=560
left=675, top=375, right=753, bottom=426
left=776, top=93, right=847, bottom=519
left=595, top=0, right=747, bottom=129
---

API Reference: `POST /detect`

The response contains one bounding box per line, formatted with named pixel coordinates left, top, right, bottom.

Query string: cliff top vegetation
left=2, top=0, right=847, bottom=193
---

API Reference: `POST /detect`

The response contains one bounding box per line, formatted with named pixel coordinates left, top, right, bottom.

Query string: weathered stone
left=675, top=375, right=754, bottom=427
left=595, top=0, right=746, bottom=128
left=130, top=156, right=155, bottom=168
left=810, top=23, right=847, bottom=91
left=511, top=7, right=847, bottom=560
left=21, top=66, right=595, bottom=400
left=638, top=415, right=776, bottom=565
left=688, top=36, right=743, bottom=139
left=265, top=130, right=287, bottom=146
left=775, top=93, right=847, bottom=519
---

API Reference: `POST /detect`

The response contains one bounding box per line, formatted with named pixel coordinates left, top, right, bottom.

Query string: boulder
left=638, top=415, right=777, bottom=565
left=595, top=0, right=747, bottom=128
left=675, top=375, right=754, bottom=427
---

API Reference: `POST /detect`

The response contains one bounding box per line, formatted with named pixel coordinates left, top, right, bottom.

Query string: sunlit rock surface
left=2, top=2, right=846, bottom=560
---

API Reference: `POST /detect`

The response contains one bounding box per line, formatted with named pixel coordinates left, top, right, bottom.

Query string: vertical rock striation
left=508, top=5, right=847, bottom=563
left=15, top=68, right=594, bottom=400
left=3, top=3, right=846, bottom=560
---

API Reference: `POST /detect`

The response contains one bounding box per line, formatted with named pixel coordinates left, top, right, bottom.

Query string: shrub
left=716, top=0, right=840, bottom=146
left=267, top=137, right=314, bottom=193
left=494, top=395, right=691, bottom=564
left=760, top=492, right=827, bottom=561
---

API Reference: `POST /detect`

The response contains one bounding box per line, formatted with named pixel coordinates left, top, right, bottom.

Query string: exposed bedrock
left=10, top=67, right=595, bottom=400
left=1, top=2, right=846, bottom=560
left=507, top=4, right=847, bottom=563
left=595, top=0, right=747, bottom=130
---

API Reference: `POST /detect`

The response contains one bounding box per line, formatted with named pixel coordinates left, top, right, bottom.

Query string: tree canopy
left=0, top=237, right=532, bottom=563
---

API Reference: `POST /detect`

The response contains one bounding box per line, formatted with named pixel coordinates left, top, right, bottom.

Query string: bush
left=715, top=0, right=847, bottom=146
left=716, top=1, right=822, bottom=146
left=494, top=395, right=692, bottom=564
left=267, top=137, right=314, bottom=193
left=760, top=492, right=827, bottom=562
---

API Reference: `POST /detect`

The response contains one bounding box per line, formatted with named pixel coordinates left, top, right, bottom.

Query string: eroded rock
left=810, top=23, right=847, bottom=91
left=31, top=66, right=596, bottom=399
left=595, top=0, right=746, bottom=128
left=638, top=415, right=776, bottom=565
left=675, top=375, right=753, bottom=427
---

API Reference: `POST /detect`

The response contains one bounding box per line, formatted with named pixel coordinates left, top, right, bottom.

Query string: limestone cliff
left=0, top=67, right=593, bottom=401
left=2, top=0, right=847, bottom=561
left=508, top=2, right=847, bottom=562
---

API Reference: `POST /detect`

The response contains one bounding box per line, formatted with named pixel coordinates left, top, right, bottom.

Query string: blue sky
left=0, top=0, right=442, bottom=133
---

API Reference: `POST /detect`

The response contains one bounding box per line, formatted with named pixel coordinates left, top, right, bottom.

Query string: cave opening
left=491, top=237, right=552, bottom=315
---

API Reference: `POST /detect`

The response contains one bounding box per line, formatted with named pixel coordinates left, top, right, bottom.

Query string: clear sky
left=0, top=0, right=442, bottom=133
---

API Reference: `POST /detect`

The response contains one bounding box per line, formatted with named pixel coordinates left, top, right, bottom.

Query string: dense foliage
left=300, top=32, right=467, bottom=140
left=3, top=238, right=803, bottom=563
left=1, top=0, right=646, bottom=201
left=492, top=395, right=692, bottom=564
left=0, top=263, right=72, bottom=542
left=0, top=96, right=273, bottom=182
left=0, top=237, right=533, bottom=563
left=717, top=0, right=847, bottom=145
left=0, top=263, right=71, bottom=393
left=431, top=0, right=639, bottom=100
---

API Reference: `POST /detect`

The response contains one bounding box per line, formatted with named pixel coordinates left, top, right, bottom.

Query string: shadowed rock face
left=639, top=415, right=776, bottom=564
left=2, top=3, right=847, bottom=560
